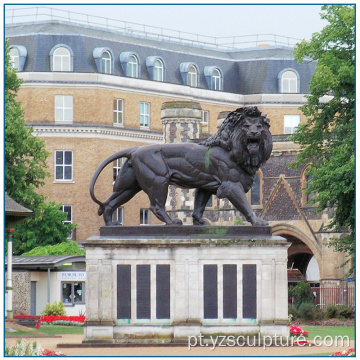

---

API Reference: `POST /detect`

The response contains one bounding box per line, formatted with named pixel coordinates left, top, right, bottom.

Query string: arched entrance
left=272, top=224, right=322, bottom=284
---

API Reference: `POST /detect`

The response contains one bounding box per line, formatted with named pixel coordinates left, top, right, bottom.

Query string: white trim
left=18, top=72, right=325, bottom=107
left=31, top=124, right=163, bottom=143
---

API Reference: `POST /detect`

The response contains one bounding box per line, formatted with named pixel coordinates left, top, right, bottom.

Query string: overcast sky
left=5, top=3, right=328, bottom=44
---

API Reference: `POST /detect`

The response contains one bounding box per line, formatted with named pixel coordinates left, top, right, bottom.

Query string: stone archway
left=272, top=224, right=322, bottom=281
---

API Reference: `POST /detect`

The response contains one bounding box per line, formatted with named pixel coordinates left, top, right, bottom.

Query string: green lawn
left=5, top=325, right=84, bottom=337
left=305, top=326, right=354, bottom=340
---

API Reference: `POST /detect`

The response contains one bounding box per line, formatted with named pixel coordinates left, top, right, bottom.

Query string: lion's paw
left=252, top=218, right=269, bottom=226
left=169, top=219, right=183, bottom=226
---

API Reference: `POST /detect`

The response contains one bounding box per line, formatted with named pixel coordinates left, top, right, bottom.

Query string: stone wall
left=5, top=270, right=31, bottom=315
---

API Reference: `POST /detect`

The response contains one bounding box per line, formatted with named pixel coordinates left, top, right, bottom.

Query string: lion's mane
left=200, top=106, right=272, bottom=175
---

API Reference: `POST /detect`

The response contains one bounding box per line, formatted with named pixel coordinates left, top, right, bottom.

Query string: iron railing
left=5, top=6, right=302, bottom=50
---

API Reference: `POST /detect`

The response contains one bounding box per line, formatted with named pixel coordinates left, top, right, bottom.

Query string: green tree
left=5, top=39, right=75, bottom=254
left=23, top=241, right=85, bottom=256
left=292, top=5, right=355, bottom=274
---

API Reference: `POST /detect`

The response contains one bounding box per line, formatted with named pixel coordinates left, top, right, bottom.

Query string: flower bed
left=331, top=348, right=355, bottom=356
left=14, top=314, right=85, bottom=326
left=5, top=339, right=66, bottom=356
left=289, top=325, right=309, bottom=337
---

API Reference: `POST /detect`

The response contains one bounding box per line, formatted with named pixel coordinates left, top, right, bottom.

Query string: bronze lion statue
left=90, top=106, right=272, bottom=226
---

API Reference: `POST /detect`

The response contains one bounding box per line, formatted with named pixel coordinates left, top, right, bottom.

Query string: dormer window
left=180, top=62, right=200, bottom=87
left=279, top=69, right=300, bottom=93
left=102, top=51, right=111, bottom=74
left=9, top=45, right=27, bottom=71
left=50, top=45, right=73, bottom=72
left=204, top=66, right=223, bottom=90
left=188, top=65, right=197, bottom=87
left=128, top=55, right=138, bottom=78
left=93, top=47, right=114, bottom=74
left=9, top=47, right=19, bottom=69
left=120, top=52, right=141, bottom=78
left=146, top=56, right=166, bottom=82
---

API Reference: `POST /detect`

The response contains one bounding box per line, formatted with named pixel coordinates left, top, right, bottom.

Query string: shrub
left=314, top=307, right=326, bottom=320
left=41, top=300, right=66, bottom=316
left=337, top=306, right=354, bottom=319
left=326, top=304, right=338, bottom=319
left=288, top=281, right=314, bottom=309
left=288, top=305, right=299, bottom=320
left=298, top=303, right=316, bottom=320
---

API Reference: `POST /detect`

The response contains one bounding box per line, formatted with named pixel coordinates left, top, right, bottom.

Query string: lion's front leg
left=192, top=188, right=212, bottom=225
left=217, top=181, right=268, bottom=226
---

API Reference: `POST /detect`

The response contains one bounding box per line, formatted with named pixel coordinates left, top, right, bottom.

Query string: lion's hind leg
left=102, top=160, right=140, bottom=225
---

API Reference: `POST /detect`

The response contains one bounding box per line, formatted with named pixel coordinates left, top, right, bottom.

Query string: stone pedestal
left=82, top=226, right=290, bottom=344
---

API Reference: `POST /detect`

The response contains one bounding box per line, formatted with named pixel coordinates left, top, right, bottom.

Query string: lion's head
left=200, top=107, right=272, bottom=174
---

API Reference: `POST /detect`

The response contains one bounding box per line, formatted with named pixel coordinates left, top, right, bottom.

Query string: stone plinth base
left=82, top=226, right=290, bottom=344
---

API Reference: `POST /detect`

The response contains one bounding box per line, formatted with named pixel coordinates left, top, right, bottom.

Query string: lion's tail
left=89, top=147, right=139, bottom=215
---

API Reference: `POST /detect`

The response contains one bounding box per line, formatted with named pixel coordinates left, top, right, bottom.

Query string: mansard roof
left=5, top=20, right=316, bottom=95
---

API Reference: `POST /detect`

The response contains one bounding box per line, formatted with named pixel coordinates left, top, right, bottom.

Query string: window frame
left=201, top=110, right=210, bottom=133
left=113, top=157, right=124, bottom=183
left=247, top=170, right=263, bottom=209
left=55, top=150, right=73, bottom=182
left=9, top=47, right=19, bottom=70
left=140, top=102, right=150, bottom=128
left=61, top=204, right=73, bottom=240
left=55, top=95, right=73, bottom=123
left=128, top=55, right=139, bottom=78
left=153, top=59, right=164, bottom=81
left=279, top=69, right=299, bottom=93
left=284, top=114, right=301, bottom=134
left=53, top=46, right=71, bottom=72
left=61, top=281, right=85, bottom=306
left=211, top=68, right=221, bottom=90
left=113, top=98, right=124, bottom=126
left=140, top=208, right=150, bottom=225
left=112, top=207, right=124, bottom=225
left=188, top=65, right=198, bottom=87
left=102, top=51, right=112, bottom=74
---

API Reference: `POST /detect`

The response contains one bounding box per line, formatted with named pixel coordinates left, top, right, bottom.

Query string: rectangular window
left=61, top=205, right=73, bottom=239
left=113, top=158, right=124, bottom=183
left=223, top=265, right=237, bottom=319
left=61, top=282, right=84, bottom=305
left=203, top=265, right=218, bottom=319
left=117, top=265, right=131, bottom=319
left=113, top=99, right=124, bottom=126
left=284, top=114, right=300, bottom=134
left=243, top=264, right=257, bottom=319
left=136, top=265, right=151, bottom=319
left=55, top=95, right=73, bottom=123
left=156, top=265, right=170, bottom=319
left=201, top=110, right=209, bottom=132
left=55, top=150, right=73, bottom=181
left=140, top=102, right=150, bottom=128
left=112, top=207, right=124, bottom=225
left=140, top=209, right=150, bottom=225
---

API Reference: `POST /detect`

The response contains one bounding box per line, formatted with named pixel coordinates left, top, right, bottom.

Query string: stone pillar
left=162, top=101, right=202, bottom=224
left=6, top=228, right=15, bottom=321
left=161, top=101, right=202, bottom=144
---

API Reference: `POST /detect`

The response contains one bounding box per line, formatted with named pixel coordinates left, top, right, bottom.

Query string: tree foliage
left=23, top=241, right=85, bottom=256
left=5, top=39, right=75, bottom=254
left=292, top=5, right=355, bottom=274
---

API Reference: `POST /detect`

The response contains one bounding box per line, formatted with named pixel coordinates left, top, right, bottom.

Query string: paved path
left=5, top=334, right=354, bottom=357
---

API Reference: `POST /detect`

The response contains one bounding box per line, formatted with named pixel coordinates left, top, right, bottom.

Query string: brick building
left=5, top=7, right=351, bottom=288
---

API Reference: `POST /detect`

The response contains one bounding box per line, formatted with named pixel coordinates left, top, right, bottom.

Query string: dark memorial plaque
left=223, top=264, right=237, bottom=319
left=243, top=264, right=257, bottom=319
left=136, top=265, right=151, bottom=319
left=203, top=265, right=218, bottom=319
left=117, top=265, right=131, bottom=319
left=156, top=265, right=170, bottom=319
